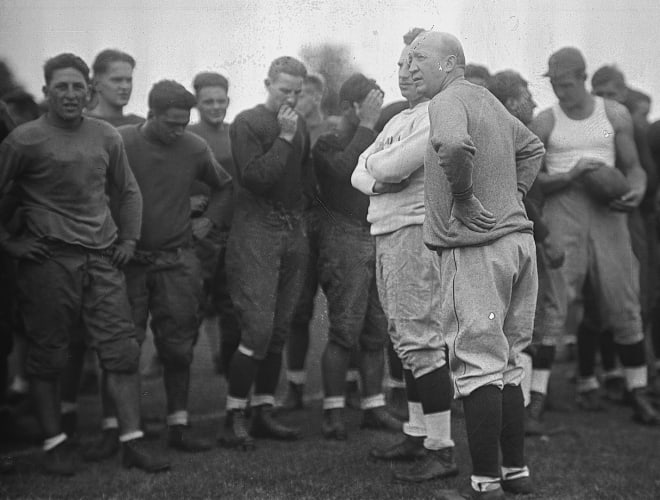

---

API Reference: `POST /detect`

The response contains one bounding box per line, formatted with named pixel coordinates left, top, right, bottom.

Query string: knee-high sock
left=617, top=341, right=648, bottom=390
left=254, top=351, right=283, bottom=402
left=531, top=345, right=556, bottom=395
left=416, top=365, right=453, bottom=449
left=463, top=384, right=502, bottom=478
left=227, top=351, right=258, bottom=400
left=501, top=384, right=525, bottom=468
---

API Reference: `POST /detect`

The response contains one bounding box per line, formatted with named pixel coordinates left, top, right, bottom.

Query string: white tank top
left=545, top=96, right=615, bottom=176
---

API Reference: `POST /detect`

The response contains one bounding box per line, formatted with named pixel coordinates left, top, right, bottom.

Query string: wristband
left=452, top=185, right=473, bottom=201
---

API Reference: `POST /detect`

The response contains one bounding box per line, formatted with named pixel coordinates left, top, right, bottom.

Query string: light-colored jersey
left=545, top=96, right=615, bottom=175
left=351, top=101, right=429, bottom=236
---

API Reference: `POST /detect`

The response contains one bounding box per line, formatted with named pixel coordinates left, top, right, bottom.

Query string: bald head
left=408, top=31, right=466, bottom=98
left=413, top=31, right=466, bottom=66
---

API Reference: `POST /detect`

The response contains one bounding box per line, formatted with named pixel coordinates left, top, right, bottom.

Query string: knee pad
left=99, top=338, right=140, bottom=374
left=157, top=340, right=195, bottom=369
left=25, top=345, right=68, bottom=379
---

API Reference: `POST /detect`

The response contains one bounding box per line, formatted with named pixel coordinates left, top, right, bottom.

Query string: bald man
left=409, top=32, right=544, bottom=499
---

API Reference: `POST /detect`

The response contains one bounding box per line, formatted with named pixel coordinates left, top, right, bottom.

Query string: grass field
left=2, top=299, right=660, bottom=499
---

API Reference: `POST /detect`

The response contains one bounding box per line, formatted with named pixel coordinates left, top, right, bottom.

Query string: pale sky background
left=1, top=0, right=659, bottom=122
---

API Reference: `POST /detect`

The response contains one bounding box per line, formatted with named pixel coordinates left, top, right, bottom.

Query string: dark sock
left=576, top=322, right=600, bottom=377
left=501, top=385, right=525, bottom=468
left=600, top=330, right=618, bottom=372
left=416, top=365, right=452, bottom=414
left=617, top=341, right=646, bottom=367
left=254, top=351, right=283, bottom=396
left=532, top=345, right=556, bottom=370
left=228, top=352, right=258, bottom=399
left=60, top=339, right=86, bottom=403
left=387, top=341, right=403, bottom=383
left=221, top=341, right=239, bottom=377
left=462, top=384, right=502, bottom=478
left=0, top=355, right=8, bottom=406
left=403, top=369, right=420, bottom=403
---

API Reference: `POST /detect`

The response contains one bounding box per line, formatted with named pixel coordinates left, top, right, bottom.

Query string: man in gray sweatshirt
left=409, top=32, right=544, bottom=500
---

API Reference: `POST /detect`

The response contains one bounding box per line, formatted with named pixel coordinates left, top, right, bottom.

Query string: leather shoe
left=393, top=446, right=458, bottom=483
left=218, top=410, right=256, bottom=450
left=630, top=388, right=660, bottom=426
left=321, top=409, right=347, bottom=441
left=251, top=406, right=300, bottom=440
left=83, top=428, right=119, bottom=462
left=168, top=425, right=213, bottom=452
left=369, top=435, right=426, bottom=461
left=41, top=439, right=77, bottom=476
left=122, top=438, right=170, bottom=472
left=361, top=407, right=403, bottom=432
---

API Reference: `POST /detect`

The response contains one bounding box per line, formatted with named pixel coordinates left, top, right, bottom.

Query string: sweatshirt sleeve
left=312, top=127, right=377, bottom=183
left=197, top=146, right=233, bottom=228
left=428, top=96, right=476, bottom=198
left=365, top=116, right=429, bottom=183
left=0, top=138, right=24, bottom=243
left=230, top=117, right=293, bottom=195
left=524, top=181, right=549, bottom=242
left=351, top=145, right=378, bottom=195
left=106, top=136, right=142, bottom=241
left=513, top=120, right=545, bottom=196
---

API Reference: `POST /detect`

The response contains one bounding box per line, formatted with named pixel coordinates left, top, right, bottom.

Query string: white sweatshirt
left=351, top=100, right=429, bottom=236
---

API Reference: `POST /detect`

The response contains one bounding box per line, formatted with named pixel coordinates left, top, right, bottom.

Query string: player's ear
left=444, top=54, right=458, bottom=73
left=42, top=85, right=48, bottom=99
left=264, top=78, right=271, bottom=90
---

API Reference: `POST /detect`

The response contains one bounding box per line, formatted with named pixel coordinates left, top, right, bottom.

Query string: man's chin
left=59, top=110, right=83, bottom=121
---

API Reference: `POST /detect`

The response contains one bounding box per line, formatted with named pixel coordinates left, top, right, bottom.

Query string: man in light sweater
left=352, top=27, right=457, bottom=483
left=409, top=32, right=545, bottom=499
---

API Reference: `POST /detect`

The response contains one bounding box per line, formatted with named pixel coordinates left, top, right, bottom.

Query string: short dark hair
left=302, top=74, right=325, bottom=95
left=339, top=73, right=382, bottom=105
left=1, top=88, right=40, bottom=121
left=465, top=63, right=491, bottom=82
left=403, top=27, right=426, bottom=46
left=591, top=65, right=626, bottom=90
left=192, top=72, right=229, bottom=95
left=92, top=49, right=136, bottom=76
left=43, top=53, right=89, bottom=85
left=625, top=88, right=651, bottom=112
left=148, top=80, right=197, bottom=114
left=267, top=56, right=307, bottom=80
left=487, top=70, right=528, bottom=104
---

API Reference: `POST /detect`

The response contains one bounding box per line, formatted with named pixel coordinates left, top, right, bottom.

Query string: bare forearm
left=537, top=171, right=574, bottom=195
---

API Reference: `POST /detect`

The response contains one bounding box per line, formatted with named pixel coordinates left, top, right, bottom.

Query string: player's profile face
left=266, top=73, right=303, bottom=111
left=398, top=46, right=421, bottom=102
left=592, top=80, right=626, bottom=104
left=197, top=86, right=229, bottom=126
left=295, top=83, right=318, bottom=117
left=95, top=61, right=134, bottom=107
left=511, top=86, right=537, bottom=125
left=44, top=67, right=89, bottom=122
left=407, top=39, right=444, bottom=98
left=153, top=107, right=190, bottom=144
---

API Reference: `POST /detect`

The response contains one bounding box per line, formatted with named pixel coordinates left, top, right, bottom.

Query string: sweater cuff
left=277, top=136, right=295, bottom=148
left=452, top=184, right=473, bottom=201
